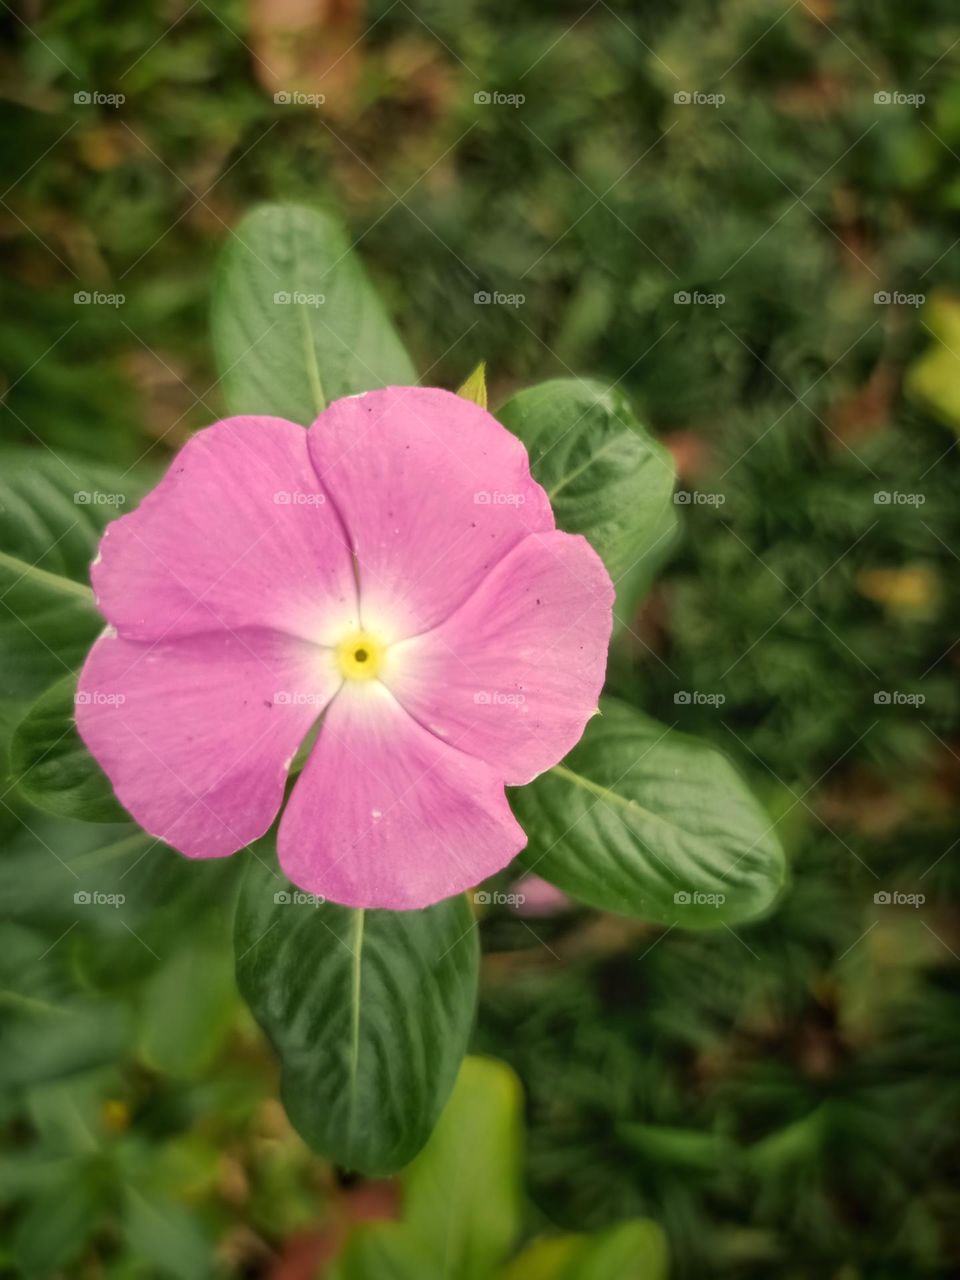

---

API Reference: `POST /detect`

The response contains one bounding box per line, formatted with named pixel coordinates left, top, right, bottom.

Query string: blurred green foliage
left=2, top=0, right=960, bottom=1276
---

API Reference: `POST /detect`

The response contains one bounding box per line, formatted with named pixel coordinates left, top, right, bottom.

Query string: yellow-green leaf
left=456, top=361, right=488, bottom=409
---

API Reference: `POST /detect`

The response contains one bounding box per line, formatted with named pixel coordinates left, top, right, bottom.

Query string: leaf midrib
left=0, top=988, right=89, bottom=1016
left=0, top=548, right=95, bottom=603
left=346, top=907, right=365, bottom=1156
left=292, top=221, right=326, bottom=416
left=549, top=761, right=687, bottom=837
left=545, top=432, right=626, bottom=500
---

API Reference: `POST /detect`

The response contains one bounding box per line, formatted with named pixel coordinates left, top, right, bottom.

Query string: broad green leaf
left=24, top=1073, right=105, bottom=1155
left=212, top=203, right=417, bottom=422
left=121, top=1133, right=222, bottom=1204
left=0, top=814, right=239, bottom=983
left=0, top=448, right=146, bottom=711
left=121, top=1188, right=214, bottom=1280
left=511, top=697, right=785, bottom=927
left=502, top=1221, right=668, bottom=1280
left=12, top=1156, right=105, bottom=1276
left=139, top=937, right=238, bottom=1078
left=0, top=1152, right=80, bottom=1206
left=234, top=856, right=479, bottom=1174
left=330, top=1222, right=445, bottom=1280
left=501, top=1237, right=584, bottom=1280
left=404, top=1056, right=523, bottom=1280
left=457, top=360, right=488, bottom=408
left=497, top=380, right=678, bottom=603
left=0, top=922, right=131, bottom=1087
left=564, top=1220, right=669, bottom=1280
left=10, top=672, right=126, bottom=822
left=905, top=292, right=960, bottom=436
left=0, top=552, right=97, bottom=714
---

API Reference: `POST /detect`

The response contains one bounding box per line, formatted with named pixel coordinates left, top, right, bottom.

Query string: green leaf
left=139, top=937, right=238, bottom=1078
left=616, top=1122, right=734, bottom=1172
left=0, top=1153, right=79, bottom=1206
left=457, top=360, right=488, bottom=409
left=10, top=672, right=126, bottom=822
left=500, top=1237, right=584, bottom=1280
left=501, top=1221, right=668, bottom=1280
left=511, top=697, right=785, bottom=927
left=564, top=1221, right=669, bottom=1280
left=496, top=380, right=678, bottom=601
left=12, top=1156, right=105, bottom=1277
left=905, top=292, right=960, bottom=436
left=0, top=922, right=131, bottom=1087
left=212, top=203, right=417, bottom=422
left=0, top=815, right=239, bottom=984
left=234, top=856, right=479, bottom=1175
left=122, top=1188, right=214, bottom=1280
left=0, top=448, right=146, bottom=711
left=404, top=1056, right=523, bottom=1280
left=330, top=1222, right=445, bottom=1280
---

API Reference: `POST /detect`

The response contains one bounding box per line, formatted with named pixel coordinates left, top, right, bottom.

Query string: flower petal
left=278, top=682, right=525, bottom=909
left=306, top=387, right=554, bottom=640
left=382, top=531, right=614, bottom=785
left=93, top=417, right=357, bottom=644
left=76, top=627, right=338, bottom=857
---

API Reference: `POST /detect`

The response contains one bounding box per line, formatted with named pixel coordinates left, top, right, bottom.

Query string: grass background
left=2, top=0, right=959, bottom=1275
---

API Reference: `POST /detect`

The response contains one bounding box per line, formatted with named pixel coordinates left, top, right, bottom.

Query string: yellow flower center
left=336, top=630, right=385, bottom=681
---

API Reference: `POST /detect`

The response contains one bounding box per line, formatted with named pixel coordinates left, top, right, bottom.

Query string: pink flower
left=510, top=872, right=574, bottom=917
left=76, top=388, right=613, bottom=909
